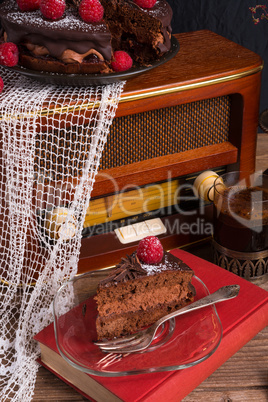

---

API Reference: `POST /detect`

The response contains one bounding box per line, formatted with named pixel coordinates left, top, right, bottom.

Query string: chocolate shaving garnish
left=114, top=268, right=128, bottom=282
left=99, top=253, right=147, bottom=287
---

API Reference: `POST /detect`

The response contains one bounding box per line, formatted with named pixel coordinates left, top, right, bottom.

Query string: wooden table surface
left=31, top=133, right=268, bottom=401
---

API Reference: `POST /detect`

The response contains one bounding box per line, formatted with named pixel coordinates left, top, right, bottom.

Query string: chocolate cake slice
left=102, top=0, right=172, bottom=64
left=94, top=250, right=195, bottom=340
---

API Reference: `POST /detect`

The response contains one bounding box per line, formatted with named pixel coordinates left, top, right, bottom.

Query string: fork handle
left=155, top=284, right=240, bottom=329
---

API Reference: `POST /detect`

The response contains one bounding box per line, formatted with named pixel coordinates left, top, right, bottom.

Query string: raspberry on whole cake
left=0, top=0, right=173, bottom=74
left=94, top=236, right=195, bottom=340
left=39, top=0, right=66, bottom=21
left=0, top=42, right=19, bottom=67
left=79, top=0, right=104, bottom=23
left=111, top=50, right=133, bottom=72
left=17, top=0, right=41, bottom=12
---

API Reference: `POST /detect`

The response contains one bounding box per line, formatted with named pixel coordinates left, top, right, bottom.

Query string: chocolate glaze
left=0, top=0, right=172, bottom=66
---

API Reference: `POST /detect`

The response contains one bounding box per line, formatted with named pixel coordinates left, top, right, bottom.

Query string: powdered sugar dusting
left=141, top=253, right=181, bottom=275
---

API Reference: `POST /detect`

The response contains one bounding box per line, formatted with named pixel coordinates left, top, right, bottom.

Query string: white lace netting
left=0, top=66, right=125, bottom=401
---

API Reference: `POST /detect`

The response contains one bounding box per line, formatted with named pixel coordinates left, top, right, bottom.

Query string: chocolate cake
left=0, top=0, right=173, bottom=74
left=94, top=251, right=195, bottom=340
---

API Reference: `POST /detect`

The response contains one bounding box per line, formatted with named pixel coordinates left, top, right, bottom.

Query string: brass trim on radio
left=119, top=65, right=263, bottom=104
left=0, top=64, right=263, bottom=121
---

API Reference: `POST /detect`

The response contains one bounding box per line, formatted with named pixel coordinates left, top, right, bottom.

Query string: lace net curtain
left=0, top=66, right=124, bottom=401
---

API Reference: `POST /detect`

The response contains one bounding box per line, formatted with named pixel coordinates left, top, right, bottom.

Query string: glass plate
left=3, top=36, right=179, bottom=86
left=53, top=270, right=223, bottom=377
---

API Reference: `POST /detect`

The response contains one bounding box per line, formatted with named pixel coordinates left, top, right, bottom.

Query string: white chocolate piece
left=115, top=218, right=166, bottom=244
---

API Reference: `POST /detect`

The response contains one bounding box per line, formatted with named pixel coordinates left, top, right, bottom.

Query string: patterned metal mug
left=212, top=171, right=268, bottom=284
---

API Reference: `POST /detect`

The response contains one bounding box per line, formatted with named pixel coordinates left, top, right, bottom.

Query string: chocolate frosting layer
left=0, top=1, right=112, bottom=60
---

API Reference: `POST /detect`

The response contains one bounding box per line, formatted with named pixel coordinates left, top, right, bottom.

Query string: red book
left=34, top=249, right=268, bottom=402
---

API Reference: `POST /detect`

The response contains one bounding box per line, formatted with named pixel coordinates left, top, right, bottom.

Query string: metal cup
left=212, top=171, right=268, bottom=284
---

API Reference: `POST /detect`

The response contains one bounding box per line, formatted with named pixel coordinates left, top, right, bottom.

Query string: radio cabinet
left=0, top=30, right=263, bottom=278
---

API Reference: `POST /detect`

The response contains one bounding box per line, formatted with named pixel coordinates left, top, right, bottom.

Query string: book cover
left=34, top=249, right=268, bottom=402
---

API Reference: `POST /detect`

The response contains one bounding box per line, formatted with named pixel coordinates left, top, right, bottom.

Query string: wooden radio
left=0, top=30, right=263, bottom=280
left=77, top=30, right=263, bottom=272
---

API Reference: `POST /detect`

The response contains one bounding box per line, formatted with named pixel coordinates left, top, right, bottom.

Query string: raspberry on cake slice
left=94, top=236, right=195, bottom=340
left=137, top=235, right=164, bottom=264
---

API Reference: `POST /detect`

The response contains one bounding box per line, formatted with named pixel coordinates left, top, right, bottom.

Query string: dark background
left=167, top=0, right=268, bottom=124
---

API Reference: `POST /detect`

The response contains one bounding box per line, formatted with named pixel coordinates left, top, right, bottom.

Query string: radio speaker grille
left=100, top=95, right=231, bottom=170
left=34, top=95, right=231, bottom=180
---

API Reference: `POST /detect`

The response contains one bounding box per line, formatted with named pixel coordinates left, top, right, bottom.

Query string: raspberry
left=111, top=51, right=133, bottom=72
left=40, top=0, right=65, bottom=20
left=137, top=236, right=164, bottom=264
left=0, top=77, right=4, bottom=94
left=16, top=0, right=41, bottom=11
left=133, top=0, right=157, bottom=9
left=79, top=0, right=104, bottom=23
left=0, top=43, right=19, bottom=67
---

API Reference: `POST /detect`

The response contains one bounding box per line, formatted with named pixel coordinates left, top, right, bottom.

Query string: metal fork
left=95, top=284, right=240, bottom=354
